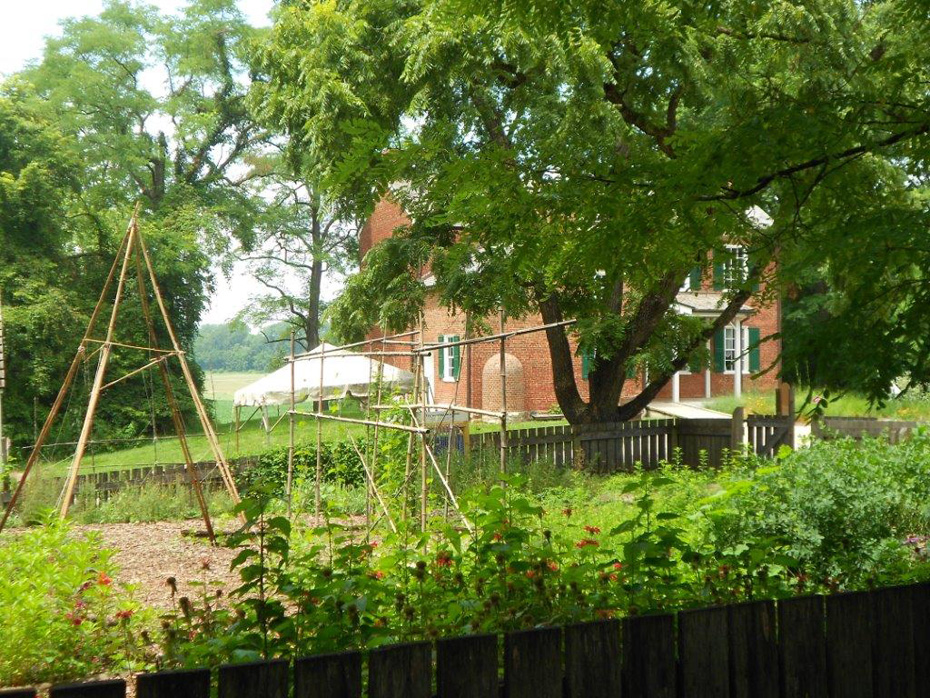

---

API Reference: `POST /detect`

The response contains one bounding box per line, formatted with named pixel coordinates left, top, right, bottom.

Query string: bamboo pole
left=60, top=223, right=138, bottom=518
left=368, top=334, right=387, bottom=531
left=372, top=403, right=504, bottom=419
left=418, top=316, right=428, bottom=531
left=287, top=331, right=296, bottom=519
left=417, top=319, right=577, bottom=354
left=290, top=410, right=429, bottom=434
left=133, top=240, right=215, bottom=543
left=136, top=226, right=242, bottom=513
left=0, top=217, right=141, bottom=532
left=315, top=342, right=324, bottom=519
left=99, top=353, right=177, bottom=392
left=348, top=436, right=397, bottom=533
left=234, top=405, right=240, bottom=453
left=499, top=310, right=508, bottom=475
left=292, top=330, right=419, bottom=359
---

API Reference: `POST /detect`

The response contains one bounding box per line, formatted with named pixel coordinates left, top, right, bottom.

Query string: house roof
left=674, top=291, right=753, bottom=317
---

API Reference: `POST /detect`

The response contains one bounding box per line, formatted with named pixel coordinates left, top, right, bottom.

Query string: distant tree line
left=194, top=323, right=292, bottom=373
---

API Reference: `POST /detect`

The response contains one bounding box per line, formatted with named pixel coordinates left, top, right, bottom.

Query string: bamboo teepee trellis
left=0, top=209, right=241, bottom=541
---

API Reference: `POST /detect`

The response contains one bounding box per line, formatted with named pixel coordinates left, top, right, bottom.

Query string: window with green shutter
left=689, top=266, right=702, bottom=291
left=748, top=327, right=761, bottom=373
left=713, top=328, right=726, bottom=372
left=451, top=335, right=461, bottom=379
left=439, top=335, right=460, bottom=382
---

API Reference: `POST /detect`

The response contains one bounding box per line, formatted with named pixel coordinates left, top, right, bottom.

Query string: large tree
left=0, top=0, right=266, bottom=449
left=256, top=0, right=930, bottom=423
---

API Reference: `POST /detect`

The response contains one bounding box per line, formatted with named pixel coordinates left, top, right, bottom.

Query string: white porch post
left=733, top=321, right=743, bottom=399
left=704, top=339, right=712, bottom=399
left=671, top=371, right=680, bottom=403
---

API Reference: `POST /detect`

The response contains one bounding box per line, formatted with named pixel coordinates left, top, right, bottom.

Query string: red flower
left=584, top=525, right=601, bottom=535
left=98, top=572, right=112, bottom=586
left=613, top=562, right=624, bottom=570
left=492, top=532, right=503, bottom=542
left=435, top=552, right=454, bottom=568
left=115, top=609, right=134, bottom=621
left=65, top=612, right=83, bottom=626
left=562, top=507, right=573, bottom=518
left=526, top=570, right=536, bottom=579
left=368, top=570, right=385, bottom=580
left=575, top=539, right=599, bottom=549
left=547, top=561, right=559, bottom=572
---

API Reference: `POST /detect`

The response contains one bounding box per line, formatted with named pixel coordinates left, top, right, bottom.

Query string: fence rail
left=813, top=416, right=918, bottom=444
left=12, top=581, right=930, bottom=697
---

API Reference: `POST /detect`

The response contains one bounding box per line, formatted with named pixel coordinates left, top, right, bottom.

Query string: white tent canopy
left=233, top=343, right=416, bottom=408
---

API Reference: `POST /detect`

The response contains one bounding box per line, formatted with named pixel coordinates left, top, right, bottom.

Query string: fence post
left=731, top=407, right=745, bottom=453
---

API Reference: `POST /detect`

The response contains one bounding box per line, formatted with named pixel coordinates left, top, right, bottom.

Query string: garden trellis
left=284, top=312, right=577, bottom=531
left=0, top=208, right=242, bottom=541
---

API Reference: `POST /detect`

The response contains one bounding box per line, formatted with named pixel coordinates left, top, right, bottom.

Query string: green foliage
left=257, top=0, right=930, bottom=417
left=0, top=520, right=151, bottom=686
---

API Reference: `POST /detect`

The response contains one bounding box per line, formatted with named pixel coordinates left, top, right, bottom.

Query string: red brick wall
left=362, top=199, right=782, bottom=412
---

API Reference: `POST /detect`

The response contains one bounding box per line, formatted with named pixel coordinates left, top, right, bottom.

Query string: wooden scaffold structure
left=0, top=209, right=242, bottom=541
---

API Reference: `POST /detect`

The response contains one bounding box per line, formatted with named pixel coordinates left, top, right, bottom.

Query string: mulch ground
left=75, top=521, right=241, bottom=610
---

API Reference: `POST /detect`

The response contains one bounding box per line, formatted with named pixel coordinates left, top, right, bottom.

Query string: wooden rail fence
left=9, top=581, right=930, bottom=697
left=813, top=416, right=919, bottom=444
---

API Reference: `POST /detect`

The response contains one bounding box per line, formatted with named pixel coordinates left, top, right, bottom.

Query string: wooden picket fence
left=10, top=581, right=930, bottom=697
left=471, top=413, right=796, bottom=471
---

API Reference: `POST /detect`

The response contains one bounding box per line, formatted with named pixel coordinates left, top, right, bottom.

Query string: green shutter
left=713, top=260, right=725, bottom=290
left=451, top=335, right=461, bottom=379
left=626, top=362, right=637, bottom=379
left=689, top=266, right=702, bottom=291
left=581, top=348, right=592, bottom=381
left=437, top=335, right=445, bottom=378
left=713, top=329, right=726, bottom=372
left=748, top=327, right=761, bottom=373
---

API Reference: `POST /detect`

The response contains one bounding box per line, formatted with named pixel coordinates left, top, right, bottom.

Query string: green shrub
left=0, top=520, right=151, bottom=686
left=73, top=483, right=236, bottom=525
left=238, top=440, right=367, bottom=497
left=708, top=431, right=930, bottom=586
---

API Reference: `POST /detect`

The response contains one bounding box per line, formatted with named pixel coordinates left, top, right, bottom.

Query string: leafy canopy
left=205, top=0, right=930, bottom=418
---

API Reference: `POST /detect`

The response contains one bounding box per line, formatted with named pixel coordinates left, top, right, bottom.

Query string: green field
left=203, top=371, right=263, bottom=424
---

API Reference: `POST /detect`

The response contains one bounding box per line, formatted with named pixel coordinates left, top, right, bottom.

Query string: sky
left=1, top=0, right=280, bottom=326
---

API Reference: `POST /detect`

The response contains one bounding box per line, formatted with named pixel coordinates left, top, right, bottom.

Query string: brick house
left=360, top=199, right=780, bottom=415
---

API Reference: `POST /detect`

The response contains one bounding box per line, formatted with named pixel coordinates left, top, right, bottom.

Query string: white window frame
left=723, top=325, right=751, bottom=374
left=723, top=244, right=749, bottom=289
left=679, top=275, right=692, bottom=292
left=440, top=336, right=457, bottom=383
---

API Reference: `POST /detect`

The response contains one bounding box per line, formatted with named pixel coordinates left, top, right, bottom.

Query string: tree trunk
left=304, top=205, right=324, bottom=351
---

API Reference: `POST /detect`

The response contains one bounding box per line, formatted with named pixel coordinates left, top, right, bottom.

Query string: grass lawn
left=37, top=371, right=371, bottom=476
left=706, top=388, right=930, bottom=421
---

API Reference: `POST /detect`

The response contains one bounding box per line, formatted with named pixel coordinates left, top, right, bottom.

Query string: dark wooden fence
left=472, top=413, right=795, bottom=471
left=813, top=416, right=918, bottom=444
left=12, top=581, right=930, bottom=697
